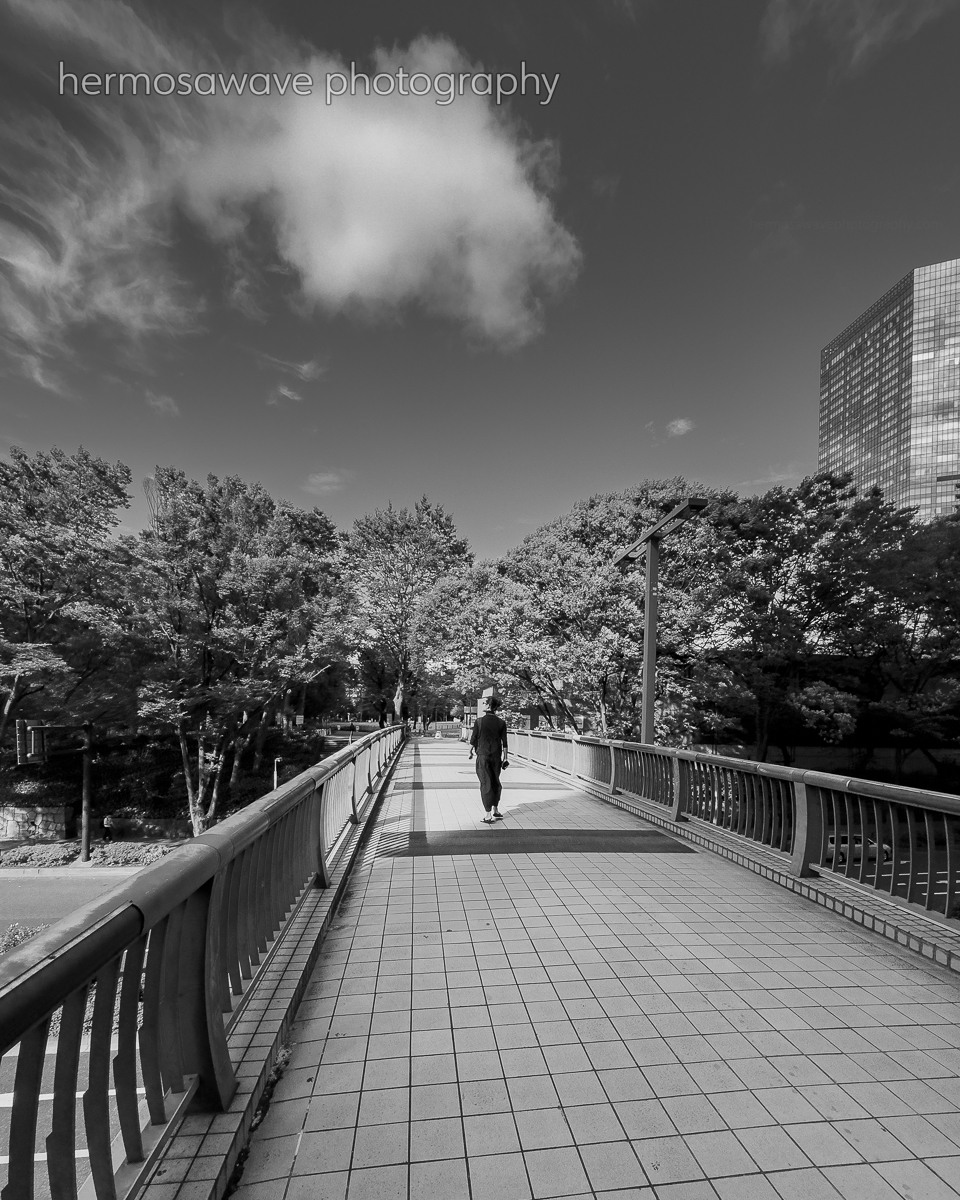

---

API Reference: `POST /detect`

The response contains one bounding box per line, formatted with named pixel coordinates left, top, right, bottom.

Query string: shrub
left=0, top=922, right=48, bottom=955
left=88, top=843, right=174, bottom=867
left=0, top=842, right=80, bottom=867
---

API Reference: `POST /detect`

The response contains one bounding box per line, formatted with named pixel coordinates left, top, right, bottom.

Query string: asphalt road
left=0, top=876, right=126, bottom=930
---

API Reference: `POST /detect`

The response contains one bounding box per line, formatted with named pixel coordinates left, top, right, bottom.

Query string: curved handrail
left=509, top=728, right=960, bottom=919
left=0, top=725, right=404, bottom=1200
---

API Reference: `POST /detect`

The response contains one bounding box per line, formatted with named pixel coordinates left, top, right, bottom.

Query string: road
left=0, top=875, right=129, bottom=932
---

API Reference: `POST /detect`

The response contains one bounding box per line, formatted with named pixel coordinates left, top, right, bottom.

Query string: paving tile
left=409, top=1157, right=471, bottom=1199
left=460, top=1078, right=512, bottom=1115
left=817, top=1164, right=903, bottom=1200
left=579, top=1140, right=646, bottom=1191
left=351, top=1122, right=408, bottom=1169
left=632, top=1135, right=705, bottom=1185
left=409, top=1115, right=464, bottom=1162
left=284, top=1176, right=351, bottom=1200
left=682, top=1129, right=760, bottom=1179
left=344, top=1163, right=408, bottom=1200
left=563, top=1102, right=625, bottom=1144
left=661, top=1094, right=726, bottom=1135
left=465, top=1111, right=522, bottom=1156
left=524, top=1146, right=591, bottom=1198
left=293, top=1127, right=355, bottom=1174
left=879, top=1113, right=960, bottom=1157
left=469, top=1151, right=532, bottom=1200
left=861, top=1158, right=960, bottom=1200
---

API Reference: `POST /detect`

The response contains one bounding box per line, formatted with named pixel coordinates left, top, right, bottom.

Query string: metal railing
left=0, top=726, right=403, bottom=1200
left=510, top=729, right=960, bottom=920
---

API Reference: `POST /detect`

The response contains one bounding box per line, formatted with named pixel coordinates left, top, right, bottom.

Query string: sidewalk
left=230, top=739, right=960, bottom=1200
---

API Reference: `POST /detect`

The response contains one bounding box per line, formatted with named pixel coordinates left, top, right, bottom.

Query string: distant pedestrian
left=469, top=695, right=509, bottom=822
left=102, top=814, right=114, bottom=843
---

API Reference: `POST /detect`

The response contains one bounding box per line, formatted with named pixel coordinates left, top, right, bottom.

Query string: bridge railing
left=510, top=729, right=960, bottom=920
left=0, top=725, right=403, bottom=1200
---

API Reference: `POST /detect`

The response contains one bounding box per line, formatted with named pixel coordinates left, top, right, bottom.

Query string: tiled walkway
left=233, top=739, right=960, bottom=1200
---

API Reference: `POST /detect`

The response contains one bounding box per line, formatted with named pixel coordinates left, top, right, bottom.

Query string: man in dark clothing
left=469, top=695, right=509, bottom=822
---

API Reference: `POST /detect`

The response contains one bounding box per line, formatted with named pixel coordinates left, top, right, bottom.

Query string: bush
left=0, top=922, right=48, bottom=955
left=0, top=842, right=80, bottom=867
left=88, top=842, right=174, bottom=867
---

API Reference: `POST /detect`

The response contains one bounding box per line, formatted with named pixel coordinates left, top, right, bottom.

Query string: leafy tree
left=415, top=481, right=731, bottom=739
left=0, top=446, right=133, bottom=743
left=704, top=474, right=914, bottom=761
left=128, top=468, right=341, bottom=832
left=830, top=515, right=960, bottom=780
left=343, top=498, right=471, bottom=722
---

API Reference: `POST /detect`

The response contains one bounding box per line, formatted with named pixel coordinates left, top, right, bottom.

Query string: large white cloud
left=0, top=1, right=581, bottom=386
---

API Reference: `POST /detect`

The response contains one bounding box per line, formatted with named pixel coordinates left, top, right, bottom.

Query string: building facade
left=819, top=257, right=960, bottom=519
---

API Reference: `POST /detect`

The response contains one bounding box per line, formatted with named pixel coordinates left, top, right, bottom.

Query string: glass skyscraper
left=819, top=257, right=960, bottom=519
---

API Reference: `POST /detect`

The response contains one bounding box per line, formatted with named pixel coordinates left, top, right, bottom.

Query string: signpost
left=15, top=719, right=95, bottom=861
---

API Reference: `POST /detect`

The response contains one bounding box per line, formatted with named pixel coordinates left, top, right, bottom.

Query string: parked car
left=824, top=833, right=892, bottom=866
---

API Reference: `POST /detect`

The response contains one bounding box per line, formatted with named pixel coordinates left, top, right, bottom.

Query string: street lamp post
left=613, top=498, right=708, bottom=745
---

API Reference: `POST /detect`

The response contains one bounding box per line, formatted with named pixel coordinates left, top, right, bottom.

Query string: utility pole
left=613, top=498, right=708, bottom=745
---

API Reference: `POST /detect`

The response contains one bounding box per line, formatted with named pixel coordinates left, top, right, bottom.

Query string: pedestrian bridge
left=3, top=731, right=960, bottom=1200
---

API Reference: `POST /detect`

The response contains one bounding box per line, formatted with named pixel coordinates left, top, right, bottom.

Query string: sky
left=1, top=0, right=959, bottom=557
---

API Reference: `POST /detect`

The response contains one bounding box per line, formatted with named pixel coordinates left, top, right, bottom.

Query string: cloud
left=760, top=0, right=960, bottom=67
left=591, top=174, right=620, bottom=199
left=0, top=3, right=581, bottom=387
left=255, top=351, right=327, bottom=381
left=267, top=383, right=302, bottom=406
left=666, top=418, right=694, bottom=437
left=145, top=391, right=179, bottom=416
left=739, top=463, right=807, bottom=487
left=301, top=468, right=352, bottom=496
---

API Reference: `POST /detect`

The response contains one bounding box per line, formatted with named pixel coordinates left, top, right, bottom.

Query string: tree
left=128, top=468, right=342, bottom=832
left=0, top=446, right=133, bottom=742
left=342, top=498, right=472, bottom=722
left=831, top=514, right=960, bottom=779
left=704, top=474, right=914, bottom=761
left=415, top=481, right=731, bottom=739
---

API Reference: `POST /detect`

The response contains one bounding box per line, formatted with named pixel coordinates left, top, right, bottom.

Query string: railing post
left=349, top=759, right=360, bottom=824
left=179, top=879, right=237, bottom=1111
left=789, top=780, right=821, bottom=877
left=609, top=744, right=618, bottom=795
left=314, top=780, right=331, bottom=888
left=670, top=757, right=688, bottom=823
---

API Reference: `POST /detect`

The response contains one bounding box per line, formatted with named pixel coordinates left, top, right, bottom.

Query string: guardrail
left=509, top=729, right=960, bottom=921
left=0, top=725, right=403, bottom=1200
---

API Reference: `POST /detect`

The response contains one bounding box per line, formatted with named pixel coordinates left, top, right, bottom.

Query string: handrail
left=508, top=728, right=960, bottom=921
left=0, top=725, right=403, bottom=1200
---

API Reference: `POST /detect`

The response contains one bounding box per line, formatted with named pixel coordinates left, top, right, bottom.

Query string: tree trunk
left=229, top=732, right=250, bottom=788
left=0, top=674, right=21, bottom=748
left=204, top=730, right=232, bottom=826
left=252, top=703, right=274, bottom=773
left=179, top=724, right=204, bottom=835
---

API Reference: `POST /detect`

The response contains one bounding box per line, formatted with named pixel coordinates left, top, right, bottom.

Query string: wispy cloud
left=301, top=468, right=352, bottom=496
left=666, top=418, right=694, bottom=437
left=255, top=351, right=327, bottom=382
left=0, top=2, right=581, bottom=387
left=760, top=0, right=960, bottom=68
left=145, top=391, right=180, bottom=417
left=267, top=383, right=303, bottom=406
left=739, top=463, right=807, bottom=487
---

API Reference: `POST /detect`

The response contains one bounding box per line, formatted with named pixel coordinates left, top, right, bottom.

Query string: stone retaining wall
left=0, top=804, right=71, bottom=840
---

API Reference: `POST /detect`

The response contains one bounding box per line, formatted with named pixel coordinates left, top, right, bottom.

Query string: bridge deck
left=231, top=739, right=960, bottom=1200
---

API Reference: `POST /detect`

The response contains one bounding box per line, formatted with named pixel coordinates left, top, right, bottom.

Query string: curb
left=0, top=866, right=142, bottom=878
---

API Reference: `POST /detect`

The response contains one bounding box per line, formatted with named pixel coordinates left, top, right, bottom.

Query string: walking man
left=469, top=693, right=509, bottom=823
